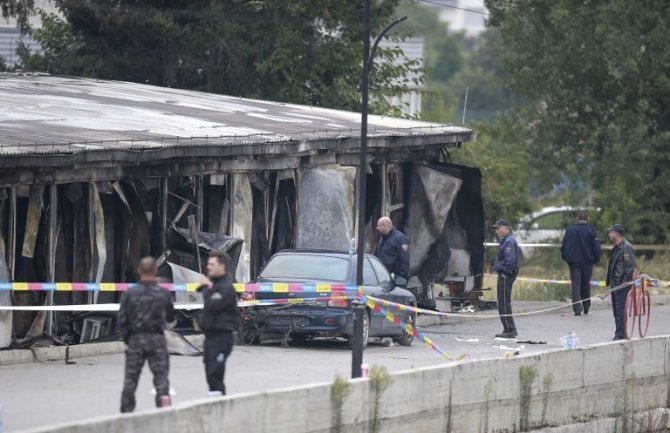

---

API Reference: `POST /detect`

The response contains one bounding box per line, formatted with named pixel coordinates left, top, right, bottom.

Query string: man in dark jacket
left=493, top=219, right=521, bottom=338
left=197, top=250, right=240, bottom=396
left=118, top=257, right=174, bottom=413
left=561, top=211, right=602, bottom=315
left=375, top=216, right=410, bottom=280
left=606, top=224, right=637, bottom=340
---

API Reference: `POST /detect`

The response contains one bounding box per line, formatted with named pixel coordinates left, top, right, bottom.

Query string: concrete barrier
left=0, top=335, right=206, bottom=365
left=19, top=335, right=670, bottom=433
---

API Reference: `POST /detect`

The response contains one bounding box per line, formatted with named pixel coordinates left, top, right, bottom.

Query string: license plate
left=267, top=316, right=310, bottom=329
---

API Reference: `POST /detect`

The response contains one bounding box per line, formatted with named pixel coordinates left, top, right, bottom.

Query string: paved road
left=1, top=299, right=668, bottom=432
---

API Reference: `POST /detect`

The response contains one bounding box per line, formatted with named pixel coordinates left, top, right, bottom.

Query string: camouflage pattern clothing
left=121, top=333, right=170, bottom=412
left=117, top=281, right=174, bottom=413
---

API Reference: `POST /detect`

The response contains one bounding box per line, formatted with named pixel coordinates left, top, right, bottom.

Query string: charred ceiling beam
left=0, top=142, right=452, bottom=187
left=0, top=132, right=471, bottom=171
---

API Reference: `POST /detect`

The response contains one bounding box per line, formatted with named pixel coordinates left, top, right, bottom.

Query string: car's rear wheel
left=393, top=307, right=416, bottom=347
left=348, top=309, right=370, bottom=350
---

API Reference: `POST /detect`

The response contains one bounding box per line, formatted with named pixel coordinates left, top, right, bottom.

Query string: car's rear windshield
left=259, top=254, right=349, bottom=282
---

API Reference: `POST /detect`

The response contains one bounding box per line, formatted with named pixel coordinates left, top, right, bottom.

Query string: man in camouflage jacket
left=118, top=257, right=175, bottom=412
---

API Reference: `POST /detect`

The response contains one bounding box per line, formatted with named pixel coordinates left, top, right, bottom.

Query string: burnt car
left=241, top=250, right=417, bottom=349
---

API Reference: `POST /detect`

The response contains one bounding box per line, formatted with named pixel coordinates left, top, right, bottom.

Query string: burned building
left=0, top=74, right=484, bottom=347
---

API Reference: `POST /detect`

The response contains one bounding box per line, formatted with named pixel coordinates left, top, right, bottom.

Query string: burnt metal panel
left=21, top=186, right=43, bottom=259
left=296, top=166, right=356, bottom=251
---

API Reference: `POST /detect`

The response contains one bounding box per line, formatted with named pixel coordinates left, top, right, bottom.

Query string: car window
left=259, top=254, right=349, bottom=282
left=530, top=212, right=572, bottom=230
left=369, top=257, right=392, bottom=287
left=363, top=259, right=378, bottom=286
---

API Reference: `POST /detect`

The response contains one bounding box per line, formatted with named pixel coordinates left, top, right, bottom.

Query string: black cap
left=492, top=219, right=510, bottom=228
left=606, top=224, right=625, bottom=235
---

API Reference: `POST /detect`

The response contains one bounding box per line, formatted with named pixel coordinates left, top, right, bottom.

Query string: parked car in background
left=242, top=250, right=417, bottom=349
left=514, top=206, right=599, bottom=256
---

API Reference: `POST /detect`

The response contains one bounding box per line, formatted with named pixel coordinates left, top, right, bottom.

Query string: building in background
left=378, top=38, right=425, bottom=117
left=422, top=0, right=487, bottom=37
left=0, top=0, right=58, bottom=67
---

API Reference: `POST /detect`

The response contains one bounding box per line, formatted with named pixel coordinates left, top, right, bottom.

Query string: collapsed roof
left=0, top=74, right=472, bottom=186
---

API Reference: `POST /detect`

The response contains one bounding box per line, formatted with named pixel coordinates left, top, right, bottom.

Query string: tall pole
left=352, top=0, right=372, bottom=379
left=352, top=0, right=407, bottom=379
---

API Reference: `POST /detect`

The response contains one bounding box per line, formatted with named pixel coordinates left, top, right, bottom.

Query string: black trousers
left=203, top=331, right=234, bottom=394
left=497, top=273, right=517, bottom=333
left=611, top=284, right=631, bottom=339
left=569, top=263, right=593, bottom=314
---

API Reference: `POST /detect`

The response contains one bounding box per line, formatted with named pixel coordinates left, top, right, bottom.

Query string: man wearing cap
left=606, top=224, right=637, bottom=340
left=561, top=210, right=602, bottom=315
left=493, top=219, right=521, bottom=338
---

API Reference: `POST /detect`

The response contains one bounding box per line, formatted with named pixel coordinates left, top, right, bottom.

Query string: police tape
left=483, top=274, right=607, bottom=287
left=361, top=295, right=468, bottom=362
left=0, top=282, right=362, bottom=294
left=366, top=277, right=646, bottom=320
left=483, top=273, right=670, bottom=288
left=0, top=296, right=353, bottom=311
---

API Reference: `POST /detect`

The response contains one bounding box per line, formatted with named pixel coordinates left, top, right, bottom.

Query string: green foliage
left=331, top=375, right=351, bottom=433
left=394, top=1, right=464, bottom=83
left=369, top=365, right=393, bottom=433
left=519, top=365, right=538, bottom=431
left=18, top=0, right=422, bottom=115
left=452, top=114, right=533, bottom=228
left=0, top=0, right=35, bottom=31
left=397, top=1, right=532, bottom=231
left=22, top=11, right=95, bottom=75
left=15, top=40, right=47, bottom=71
left=405, top=7, right=518, bottom=126
left=486, top=0, right=670, bottom=243
left=0, top=54, right=7, bottom=71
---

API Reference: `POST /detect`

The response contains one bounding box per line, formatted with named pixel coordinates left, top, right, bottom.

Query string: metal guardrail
left=484, top=242, right=669, bottom=251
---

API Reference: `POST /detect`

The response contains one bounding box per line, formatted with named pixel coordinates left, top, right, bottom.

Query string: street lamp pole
left=352, top=0, right=407, bottom=379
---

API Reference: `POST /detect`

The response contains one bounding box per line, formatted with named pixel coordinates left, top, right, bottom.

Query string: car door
left=362, top=259, right=385, bottom=332
left=368, top=256, right=406, bottom=332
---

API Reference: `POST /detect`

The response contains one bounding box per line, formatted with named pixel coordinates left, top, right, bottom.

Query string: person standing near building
left=493, top=219, right=521, bottom=338
left=375, top=216, right=410, bottom=281
left=606, top=224, right=637, bottom=340
left=118, top=257, right=174, bottom=413
left=197, top=250, right=240, bottom=396
left=561, top=210, right=602, bottom=315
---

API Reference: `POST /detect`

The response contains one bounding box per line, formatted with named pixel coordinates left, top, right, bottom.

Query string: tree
left=1, top=0, right=34, bottom=31
left=17, top=11, right=95, bottom=75
left=486, top=0, right=670, bottom=243
left=17, top=0, right=422, bottom=115
left=451, top=114, right=533, bottom=228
